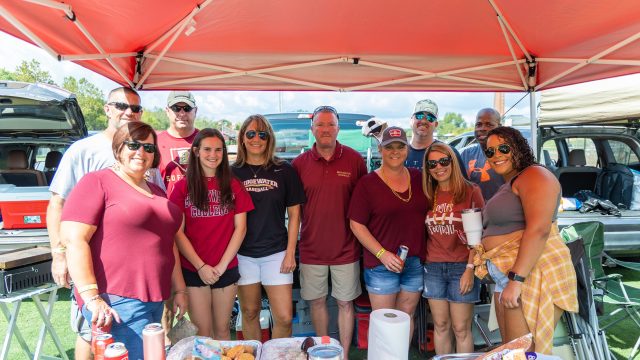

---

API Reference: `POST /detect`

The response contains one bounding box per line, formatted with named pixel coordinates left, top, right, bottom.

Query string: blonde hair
left=422, top=142, right=472, bottom=204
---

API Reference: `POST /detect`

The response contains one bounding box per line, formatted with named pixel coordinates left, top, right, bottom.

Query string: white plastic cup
left=461, top=208, right=482, bottom=246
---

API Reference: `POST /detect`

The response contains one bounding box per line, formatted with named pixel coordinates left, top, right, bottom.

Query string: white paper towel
left=367, top=309, right=410, bottom=360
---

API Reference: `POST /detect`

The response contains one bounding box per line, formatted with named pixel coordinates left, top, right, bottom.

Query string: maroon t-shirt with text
left=425, top=184, right=484, bottom=263
left=292, top=142, right=367, bottom=265
left=348, top=168, right=428, bottom=269
left=169, top=177, right=254, bottom=272
left=61, top=169, right=183, bottom=304
left=157, top=130, right=199, bottom=195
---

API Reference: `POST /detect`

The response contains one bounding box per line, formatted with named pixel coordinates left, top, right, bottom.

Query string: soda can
left=104, top=342, right=129, bottom=360
left=92, top=321, right=112, bottom=355
left=142, top=323, right=166, bottom=360
left=94, top=334, right=114, bottom=360
left=397, top=245, right=409, bottom=262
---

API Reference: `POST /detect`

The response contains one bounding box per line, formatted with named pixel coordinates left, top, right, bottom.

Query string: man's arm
left=47, top=193, right=70, bottom=288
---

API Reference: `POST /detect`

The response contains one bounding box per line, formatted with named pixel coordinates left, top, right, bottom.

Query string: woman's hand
left=197, top=264, right=219, bottom=285
left=211, top=263, right=228, bottom=280
left=87, top=297, right=121, bottom=327
left=280, top=252, right=297, bottom=274
left=500, top=280, right=523, bottom=309
left=459, top=268, right=475, bottom=295
left=380, top=251, right=404, bottom=273
left=172, top=292, right=188, bottom=320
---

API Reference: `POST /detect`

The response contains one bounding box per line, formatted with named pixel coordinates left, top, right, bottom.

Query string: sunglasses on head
left=170, top=104, right=194, bottom=113
left=427, top=156, right=452, bottom=169
left=124, top=140, right=156, bottom=153
left=414, top=112, right=437, bottom=122
left=108, top=102, right=143, bottom=113
left=484, top=143, right=511, bottom=158
left=245, top=130, right=268, bottom=140
left=312, top=105, right=340, bottom=120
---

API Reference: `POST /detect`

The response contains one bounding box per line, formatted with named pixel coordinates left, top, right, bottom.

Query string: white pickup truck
left=0, top=81, right=87, bottom=251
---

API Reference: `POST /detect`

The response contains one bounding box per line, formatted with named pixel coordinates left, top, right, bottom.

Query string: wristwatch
left=507, top=271, right=526, bottom=282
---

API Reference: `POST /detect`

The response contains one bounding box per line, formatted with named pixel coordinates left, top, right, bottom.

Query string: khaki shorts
left=300, top=261, right=362, bottom=302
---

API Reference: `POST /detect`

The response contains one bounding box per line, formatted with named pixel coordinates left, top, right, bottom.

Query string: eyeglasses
left=414, top=112, right=437, bottom=122
left=108, top=102, right=143, bottom=113
left=123, top=140, right=156, bottom=153
left=312, top=105, right=340, bottom=120
left=426, top=156, right=452, bottom=169
left=170, top=104, right=194, bottom=113
left=245, top=130, right=268, bottom=140
left=484, top=143, right=511, bottom=158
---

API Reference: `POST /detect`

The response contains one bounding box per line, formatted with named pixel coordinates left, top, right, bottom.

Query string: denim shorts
left=487, top=260, right=510, bottom=293
left=364, top=256, right=424, bottom=295
left=82, top=294, right=164, bottom=360
left=423, top=261, right=480, bottom=303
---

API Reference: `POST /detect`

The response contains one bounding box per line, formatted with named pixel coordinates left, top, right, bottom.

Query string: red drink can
left=94, top=334, right=115, bottom=360
left=397, top=245, right=409, bottom=262
left=92, top=322, right=112, bottom=355
left=104, top=342, right=129, bottom=360
left=142, top=323, right=166, bottom=360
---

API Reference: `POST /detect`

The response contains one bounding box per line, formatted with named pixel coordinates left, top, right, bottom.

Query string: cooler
left=0, top=185, right=50, bottom=229
left=353, top=292, right=372, bottom=349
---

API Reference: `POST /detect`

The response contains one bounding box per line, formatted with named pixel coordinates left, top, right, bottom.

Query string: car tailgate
left=557, top=210, right=640, bottom=255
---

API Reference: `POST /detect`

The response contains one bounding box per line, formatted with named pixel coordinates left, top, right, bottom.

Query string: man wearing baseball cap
left=157, top=91, right=200, bottom=195
left=406, top=99, right=467, bottom=179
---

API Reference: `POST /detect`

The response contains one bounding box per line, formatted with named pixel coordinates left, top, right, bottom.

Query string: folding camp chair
left=561, top=221, right=639, bottom=360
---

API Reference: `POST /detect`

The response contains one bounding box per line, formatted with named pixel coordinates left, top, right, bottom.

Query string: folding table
left=0, top=282, right=69, bottom=360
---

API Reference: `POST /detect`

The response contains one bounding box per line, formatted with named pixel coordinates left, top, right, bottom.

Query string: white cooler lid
left=0, top=185, right=51, bottom=201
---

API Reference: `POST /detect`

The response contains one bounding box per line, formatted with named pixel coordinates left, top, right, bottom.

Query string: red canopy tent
left=1, top=0, right=640, bottom=151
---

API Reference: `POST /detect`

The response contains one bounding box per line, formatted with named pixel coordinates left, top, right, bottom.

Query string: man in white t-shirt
left=46, top=87, right=145, bottom=360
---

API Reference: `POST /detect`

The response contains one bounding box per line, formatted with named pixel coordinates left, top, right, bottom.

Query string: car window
left=541, top=140, right=558, bottom=167
left=608, top=139, right=639, bottom=165
left=566, top=138, right=598, bottom=167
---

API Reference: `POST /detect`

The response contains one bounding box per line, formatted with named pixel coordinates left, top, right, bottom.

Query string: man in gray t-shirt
left=460, top=108, right=504, bottom=200
left=47, top=87, right=146, bottom=360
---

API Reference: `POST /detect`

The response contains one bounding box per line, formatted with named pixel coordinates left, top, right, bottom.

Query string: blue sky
left=0, top=31, right=624, bottom=128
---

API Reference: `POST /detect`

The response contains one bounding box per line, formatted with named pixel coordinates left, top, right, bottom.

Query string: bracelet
left=173, top=289, right=188, bottom=296
left=196, top=263, right=206, bottom=272
left=85, top=294, right=101, bottom=307
left=375, top=248, right=386, bottom=259
left=466, top=263, right=475, bottom=270
left=51, top=246, right=67, bottom=254
left=78, top=284, right=98, bottom=293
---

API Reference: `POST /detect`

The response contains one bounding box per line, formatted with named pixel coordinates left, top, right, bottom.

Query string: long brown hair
left=422, top=142, right=472, bottom=204
left=233, top=114, right=283, bottom=168
left=186, top=128, right=234, bottom=211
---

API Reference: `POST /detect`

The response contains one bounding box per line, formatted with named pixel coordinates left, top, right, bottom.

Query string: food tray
left=260, top=336, right=341, bottom=360
left=166, top=336, right=262, bottom=360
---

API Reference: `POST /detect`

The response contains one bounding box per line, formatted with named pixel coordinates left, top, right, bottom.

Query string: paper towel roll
left=367, top=309, right=410, bottom=360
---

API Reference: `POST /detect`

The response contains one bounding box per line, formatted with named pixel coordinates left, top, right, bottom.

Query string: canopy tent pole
left=135, top=0, right=213, bottom=89
left=497, top=17, right=528, bottom=89
left=536, top=30, right=640, bottom=89
left=60, top=52, right=137, bottom=61
left=539, top=58, right=640, bottom=66
left=530, top=91, right=537, bottom=160
left=0, top=4, right=58, bottom=59
left=487, top=0, right=533, bottom=62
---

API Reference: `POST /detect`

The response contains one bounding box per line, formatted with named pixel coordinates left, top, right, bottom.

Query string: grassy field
left=1, top=266, right=638, bottom=360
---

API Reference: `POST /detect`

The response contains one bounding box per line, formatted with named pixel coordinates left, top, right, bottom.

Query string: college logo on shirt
left=242, top=178, right=278, bottom=193
left=171, top=147, right=191, bottom=165
left=184, top=190, right=230, bottom=217
left=336, top=170, right=352, bottom=178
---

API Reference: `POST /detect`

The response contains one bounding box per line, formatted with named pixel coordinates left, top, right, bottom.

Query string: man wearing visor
left=405, top=99, right=467, bottom=179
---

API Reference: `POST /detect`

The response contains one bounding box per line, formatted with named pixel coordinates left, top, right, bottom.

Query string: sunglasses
left=312, top=105, right=340, bottom=120
left=245, top=130, right=268, bottom=140
left=427, top=156, right=452, bottom=169
left=124, top=140, right=156, bottom=153
left=108, top=102, right=143, bottom=113
left=484, top=143, right=511, bottom=158
left=414, top=112, right=437, bottom=122
left=170, top=104, right=194, bottom=113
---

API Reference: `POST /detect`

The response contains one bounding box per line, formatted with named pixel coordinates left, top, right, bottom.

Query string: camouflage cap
left=413, top=99, right=438, bottom=118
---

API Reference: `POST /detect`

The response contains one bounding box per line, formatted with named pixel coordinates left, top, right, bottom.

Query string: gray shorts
left=70, top=290, right=91, bottom=342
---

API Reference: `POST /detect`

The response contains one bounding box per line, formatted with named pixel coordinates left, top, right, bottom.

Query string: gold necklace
left=380, top=167, right=412, bottom=203
left=432, top=187, right=453, bottom=224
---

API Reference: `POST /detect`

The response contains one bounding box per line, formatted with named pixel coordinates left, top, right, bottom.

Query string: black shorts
left=182, top=266, right=240, bottom=289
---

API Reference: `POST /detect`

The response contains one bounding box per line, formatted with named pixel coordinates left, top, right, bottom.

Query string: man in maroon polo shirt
left=292, top=106, right=367, bottom=358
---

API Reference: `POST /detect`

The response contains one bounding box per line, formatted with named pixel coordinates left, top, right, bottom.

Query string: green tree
left=0, top=68, right=16, bottom=81
left=13, top=60, right=55, bottom=84
left=142, top=107, right=170, bottom=130
left=63, top=76, right=105, bottom=130
left=438, top=112, right=471, bottom=136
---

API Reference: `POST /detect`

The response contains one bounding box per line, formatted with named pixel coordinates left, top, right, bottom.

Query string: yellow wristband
left=52, top=246, right=67, bottom=254
left=375, top=248, right=386, bottom=259
left=78, top=284, right=98, bottom=293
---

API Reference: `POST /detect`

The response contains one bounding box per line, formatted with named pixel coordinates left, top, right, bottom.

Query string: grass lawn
left=1, top=265, right=638, bottom=360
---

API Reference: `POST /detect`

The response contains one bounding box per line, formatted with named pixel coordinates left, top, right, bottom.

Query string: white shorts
left=237, top=251, right=293, bottom=286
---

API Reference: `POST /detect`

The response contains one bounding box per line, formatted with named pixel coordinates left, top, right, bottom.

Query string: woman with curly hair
left=422, top=142, right=484, bottom=354
left=474, top=127, right=577, bottom=353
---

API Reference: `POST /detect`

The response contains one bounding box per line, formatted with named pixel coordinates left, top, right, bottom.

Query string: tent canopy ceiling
left=1, top=0, right=640, bottom=92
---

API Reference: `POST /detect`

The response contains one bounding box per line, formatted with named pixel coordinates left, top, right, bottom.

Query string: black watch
left=507, top=271, right=526, bottom=282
